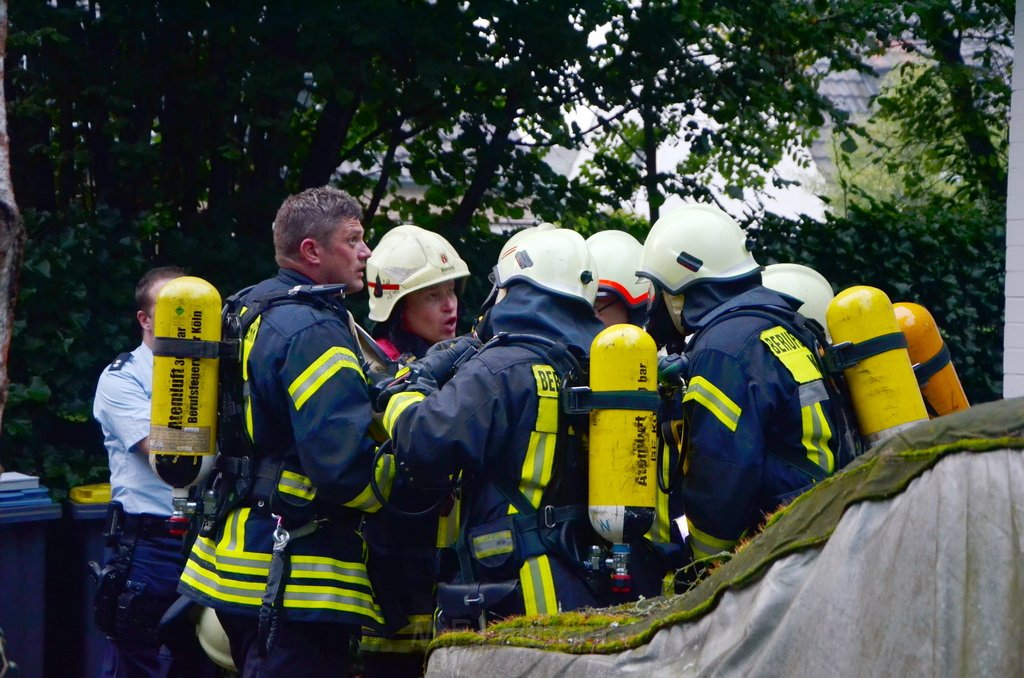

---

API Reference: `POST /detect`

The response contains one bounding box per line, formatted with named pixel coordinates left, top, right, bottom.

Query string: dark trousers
left=218, top=611, right=353, bottom=678
left=101, top=533, right=216, bottom=678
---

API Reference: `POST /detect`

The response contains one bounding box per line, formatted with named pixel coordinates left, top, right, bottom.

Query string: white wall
left=1004, top=0, right=1024, bottom=397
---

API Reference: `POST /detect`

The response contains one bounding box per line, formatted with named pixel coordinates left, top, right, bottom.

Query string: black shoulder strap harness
left=690, top=305, right=872, bottom=472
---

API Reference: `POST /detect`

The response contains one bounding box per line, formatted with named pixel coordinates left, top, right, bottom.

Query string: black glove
left=366, top=362, right=402, bottom=408
left=658, top=353, right=689, bottom=390
left=416, top=335, right=482, bottom=387
left=375, top=365, right=439, bottom=411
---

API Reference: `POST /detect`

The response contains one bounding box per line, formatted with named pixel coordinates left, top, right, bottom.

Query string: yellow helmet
left=586, top=230, right=652, bottom=309
left=762, top=263, right=835, bottom=335
left=636, top=204, right=759, bottom=294
left=493, top=227, right=598, bottom=305
left=366, top=225, right=469, bottom=323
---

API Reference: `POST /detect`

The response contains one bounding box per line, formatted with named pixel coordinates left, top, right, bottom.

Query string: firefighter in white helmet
left=361, top=224, right=472, bottom=677
left=586, top=230, right=652, bottom=328
left=761, top=263, right=835, bottom=340
left=636, top=204, right=855, bottom=584
left=377, top=227, right=664, bottom=628
left=365, top=224, right=470, bottom=362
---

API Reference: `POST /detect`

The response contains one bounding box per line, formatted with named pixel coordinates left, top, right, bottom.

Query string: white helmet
left=197, top=607, right=236, bottom=671
left=762, top=263, right=835, bottom=334
left=366, top=225, right=470, bottom=322
left=502, top=221, right=557, bottom=252
left=636, top=204, right=759, bottom=294
left=586, top=230, right=652, bottom=309
left=493, top=227, right=598, bottom=305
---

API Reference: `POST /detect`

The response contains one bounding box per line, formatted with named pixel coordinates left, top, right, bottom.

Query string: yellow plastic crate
left=69, top=483, right=112, bottom=504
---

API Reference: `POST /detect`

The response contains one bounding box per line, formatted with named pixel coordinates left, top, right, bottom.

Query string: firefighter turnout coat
left=178, top=269, right=387, bottom=628
left=679, top=282, right=841, bottom=561
left=383, top=285, right=606, bottom=619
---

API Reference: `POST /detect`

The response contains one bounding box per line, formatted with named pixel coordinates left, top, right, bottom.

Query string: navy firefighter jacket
left=383, top=283, right=606, bottom=617
left=179, top=268, right=387, bottom=628
left=679, top=282, right=841, bottom=561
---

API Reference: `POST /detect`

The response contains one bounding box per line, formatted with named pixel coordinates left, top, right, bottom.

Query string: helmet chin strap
left=663, top=291, right=687, bottom=336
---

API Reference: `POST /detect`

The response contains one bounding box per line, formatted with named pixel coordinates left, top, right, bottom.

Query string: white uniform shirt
left=93, top=342, right=173, bottom=516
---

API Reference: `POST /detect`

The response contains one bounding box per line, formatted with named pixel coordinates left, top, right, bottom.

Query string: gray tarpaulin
left=426, top=398, right=1024, bottom=677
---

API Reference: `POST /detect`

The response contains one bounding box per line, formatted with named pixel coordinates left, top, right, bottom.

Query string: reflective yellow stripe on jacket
left=241, top=311, right=260, bottom=440
left=512, top=364, right=560, bottom=617
left=288, top=346, right=364, bottom=410
left=684, top=376, right=741, bottom=431
left=687, top=518, right=739, bottom=562
left=383, top=391, right=426, bottom=437
left=342, top=451, right=394, bottom=513
left=760, top=326, right=836, bottom=474
left=360, top=614, right=433, bottom=654
left=180, top=508, right=384, bottom=624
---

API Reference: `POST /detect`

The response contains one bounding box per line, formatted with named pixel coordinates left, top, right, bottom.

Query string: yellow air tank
left=588, top=325, right=658, bottom=564
left=150, top=276, right=221, bottom=533
left=893, top=302, right=969, bottom=417
left=826, top=286, right=928, bottom=448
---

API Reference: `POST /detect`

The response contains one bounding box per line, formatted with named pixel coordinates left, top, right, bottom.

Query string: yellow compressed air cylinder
left=588, top=324, right=657, bottom=545
left=150, top=276, right=221, bottom=491
left=893, top=302, right=969, bottom=417
left=826, top=286, right=928, bottom=448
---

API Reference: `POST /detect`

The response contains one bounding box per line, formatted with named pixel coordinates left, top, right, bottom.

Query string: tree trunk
left=448, top=103, right=518, bottom=238
left=0, top=0, right=24, bottom=433
left=642, top=100, right=661, bottom=225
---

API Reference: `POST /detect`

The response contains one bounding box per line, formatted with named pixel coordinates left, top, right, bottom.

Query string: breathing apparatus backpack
left=185, top=282, right=354, bottom=545
left=432, top=328, right=665, bottom=631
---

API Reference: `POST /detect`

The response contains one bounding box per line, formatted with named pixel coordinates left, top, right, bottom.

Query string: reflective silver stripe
left=223, top=508, right=246, bottom=553
left=684, top=376, right=741, bottom=432
left=290, top=560, right=369, bottom=580
left=802, top=401, right=835, bottom=472
left=518, top=430, right=553, bottom=509
left=524, top=556, right=554, bottom=615
left=182, top=561, right=266, bottom=604
left=197, top=529, right=371, bottom=582
left=289, top=348, right=362, bottom=410
left=278, top=472, right=316, bottom=501
left=282, top=588, right=380, bottom=612
left=192, top=538, right=269, bottom=571
left=183, top=560, right=380, bottom=617
left=686, top=519, right=737, bottom=560
left=689, top=533, right=722, bottom=560
left=344, top=453, right=393, bottom=512
left=798, top=380, right=828, bottom=407
left=471, top=530, right=514, bottom=559
left=383, top=391, right=424, bottom=434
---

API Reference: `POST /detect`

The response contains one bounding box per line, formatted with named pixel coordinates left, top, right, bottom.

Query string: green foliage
left=0, top=203, right=273, bottom=494
left=1, top=207, right=151, bottom=494
left=831, top=0, right=1012, bottom=207
left=752, top=200, right=1005, bottom=404
left=0, top=0, right=1013, bottom=495
left=568, top=0, right=870, bottom=222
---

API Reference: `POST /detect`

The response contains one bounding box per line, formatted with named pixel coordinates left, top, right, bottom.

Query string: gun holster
left=88, top=501, right=134, bottom=638
left=88, top=558, right=128, bottom=636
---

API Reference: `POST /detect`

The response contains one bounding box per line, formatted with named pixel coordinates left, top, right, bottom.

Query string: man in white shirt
left=93, top=265, right=213, bottom=677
